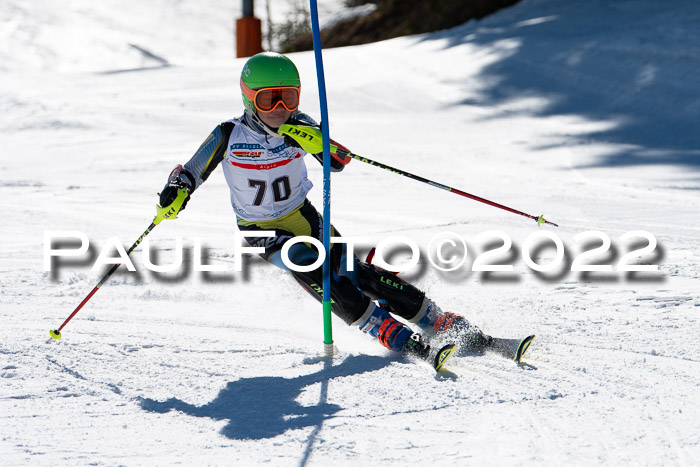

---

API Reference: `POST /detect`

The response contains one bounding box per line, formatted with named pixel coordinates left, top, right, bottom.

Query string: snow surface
left=2, top=0, right=700, bottom=465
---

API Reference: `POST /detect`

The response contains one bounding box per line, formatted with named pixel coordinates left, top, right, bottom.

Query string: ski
left=432, top=328, right=535, bottom=364
left=432, top=343, right=457, bottom=371
left=488, top=335, right=535, bottom=363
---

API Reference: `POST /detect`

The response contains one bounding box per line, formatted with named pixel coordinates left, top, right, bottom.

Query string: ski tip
left=433, top=344, right=456, bottom=371
left=514, top=335, right=535, bottom=363
left=49, top=329, right=62, bottom=340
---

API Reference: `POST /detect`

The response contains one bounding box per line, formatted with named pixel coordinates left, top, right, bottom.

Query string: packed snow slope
left=2, top=0, right=699, bottom=465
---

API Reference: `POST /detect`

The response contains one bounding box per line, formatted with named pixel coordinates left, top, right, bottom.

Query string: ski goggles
left=240, top=79, right=300, bottom=113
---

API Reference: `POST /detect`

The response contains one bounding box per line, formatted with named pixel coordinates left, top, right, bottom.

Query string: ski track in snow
left=2, top=0, right=700, bottom=465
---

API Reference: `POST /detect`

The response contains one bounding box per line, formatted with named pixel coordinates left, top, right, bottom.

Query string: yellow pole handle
left=154, top=188, right=189, bottom=225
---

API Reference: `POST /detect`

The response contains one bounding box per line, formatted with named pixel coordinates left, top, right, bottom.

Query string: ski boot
left=355, top=303, right=455, bottom=371
left=411, top=299, right=492, bottom=354
left=434, top=312, right=493, bottom=353
left=356, top=303, right=413, bottom=351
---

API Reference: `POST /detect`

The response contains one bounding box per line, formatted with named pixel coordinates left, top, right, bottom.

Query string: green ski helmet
left=240, top=52, right=301, bottom=116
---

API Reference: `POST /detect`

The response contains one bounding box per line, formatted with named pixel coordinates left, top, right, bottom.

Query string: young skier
left=158, top=52, right=492, bottom=368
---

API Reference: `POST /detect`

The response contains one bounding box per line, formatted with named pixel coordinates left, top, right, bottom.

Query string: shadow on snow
left=139, top=354, right=390, bottom=440
left=419, top=0, right=700, bottom=173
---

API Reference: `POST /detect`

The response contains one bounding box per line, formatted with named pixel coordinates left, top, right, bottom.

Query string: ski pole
left=48, top=185, right=189, bottom=341
left=278, top=123, right=557, bottom=227
left=338, top=148, right=558, bottom=227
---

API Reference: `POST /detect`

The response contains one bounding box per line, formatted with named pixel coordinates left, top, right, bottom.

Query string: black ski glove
left=159, top=165, right=194, bottom=211
left=283, top=134, right=302, bottom=149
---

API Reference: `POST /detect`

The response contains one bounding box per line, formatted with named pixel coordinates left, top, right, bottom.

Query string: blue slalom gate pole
left=308, top=0, right=334, bottom=357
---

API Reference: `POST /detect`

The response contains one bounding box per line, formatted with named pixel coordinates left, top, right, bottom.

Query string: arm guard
left=280, top=113, right=349, bottom=172
left=183, top=121, right=235, bottom=192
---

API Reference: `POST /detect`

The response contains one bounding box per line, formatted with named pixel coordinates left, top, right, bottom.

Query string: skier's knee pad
left=357, top=262, right=425, bottom=320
